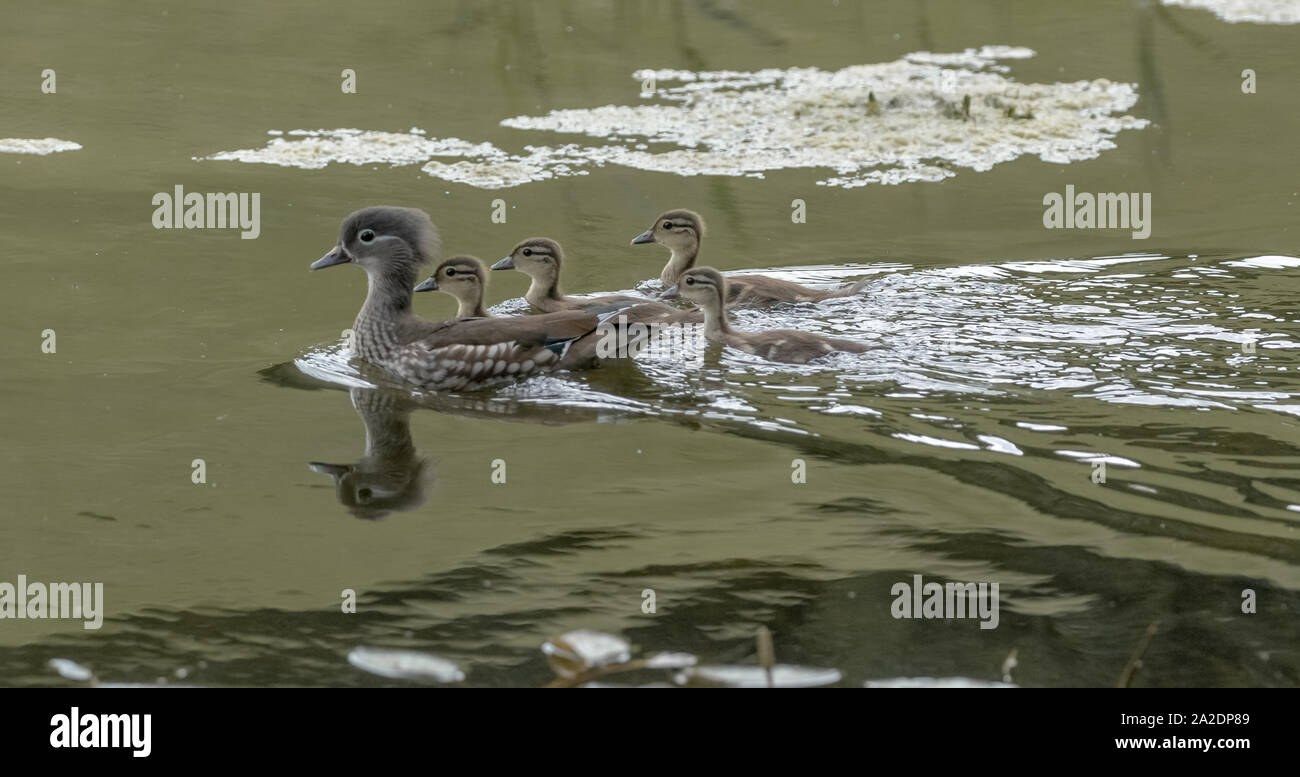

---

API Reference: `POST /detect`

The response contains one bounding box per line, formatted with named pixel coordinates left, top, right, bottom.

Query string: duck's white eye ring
left=358, top=229, right=376, bottom=243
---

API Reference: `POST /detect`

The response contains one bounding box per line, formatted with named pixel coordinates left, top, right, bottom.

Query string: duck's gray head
left=630, top=209, right=705, bottom=250
left=491, top=237, right=564, bottom=278
left=661, top=266, right=726, bottom=307
left=311, top=206, right=441, bottom=276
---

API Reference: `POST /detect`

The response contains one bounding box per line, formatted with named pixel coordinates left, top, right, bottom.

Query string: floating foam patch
left=201, top=128, right=498, bottom=169
left=1162, top=0, right=1300, bottom=23
left=202, top=47, right=1146, bottom=189
left=0, top=138, right=81, bottom=154
left=1223, top=255, right=1300, bottom=269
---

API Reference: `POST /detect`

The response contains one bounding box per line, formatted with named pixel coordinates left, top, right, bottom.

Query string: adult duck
left=310, top=207, right=629, bottom=390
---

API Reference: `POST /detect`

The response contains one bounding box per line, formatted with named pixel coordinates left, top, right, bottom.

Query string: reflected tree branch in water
left=1152, top=1, right=1231, bottom=60
left=1137, top=1, right=1171, bottom=169
left=756, top=624, right=776, bottom=688
left=914, top=0, right=935, bottom=52
left=707, top=177, right=748, bottom=252
left=1138, top=0, right=1233, bottom=172
left=692, top=0, right=787, bottom=48
left=672, top=0, right=708, bottom=72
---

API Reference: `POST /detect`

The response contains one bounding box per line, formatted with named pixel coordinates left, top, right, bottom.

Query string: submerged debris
left=346, top=646, right=465, bottom=683
left=864, top=677, right=1017, bottom=688
left=542, top=630, right=633, bottom=679
left=1117, top=623, right=1160, bottom=688
left=48, top=658, right=93, bottom=682
left=677, top=665, right=843, bottom=688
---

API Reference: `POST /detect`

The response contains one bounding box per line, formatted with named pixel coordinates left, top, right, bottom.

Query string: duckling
left=492, top=237, right=700, bottom=324
left=662, top=267, right=877, bottom=364
left=413, top=255, right=490, bottom=319
left=630, top=209, right=870, bottom=305
left=310, top=206, right=634, bottom=389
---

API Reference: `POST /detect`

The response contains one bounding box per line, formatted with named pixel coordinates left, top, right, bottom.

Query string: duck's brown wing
left=416, top=309, right=605, bottom=352
left=567, top=293, right=657, bottom=312
left=609, top=301, right=702, bottom=325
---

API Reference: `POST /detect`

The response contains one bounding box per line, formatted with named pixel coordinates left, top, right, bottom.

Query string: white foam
left=202, top=47, right=1147, bottom=190
left=507, top=49, right=1146, bottom=189
left=201, top=128, right=500, bottom=169
left=1163, top=0, right=1300, bottom=24
left=0, top=138, right=81, bottom=154
left=1223, top=255, right=1300, bottom=269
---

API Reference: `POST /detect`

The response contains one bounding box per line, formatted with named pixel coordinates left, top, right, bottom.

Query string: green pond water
left=2, top=0, right=1299, bottom=687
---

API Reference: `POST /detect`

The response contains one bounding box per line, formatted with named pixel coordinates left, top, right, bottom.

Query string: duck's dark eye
left=685, top=277, right=695, bottom=285
left=358, top=229, right=376, bottom=243
left=522, top=248, right=533, bottom=257
left=445, top=267, right=456, bottom=276
left=663, top=222, right=674, bottom=230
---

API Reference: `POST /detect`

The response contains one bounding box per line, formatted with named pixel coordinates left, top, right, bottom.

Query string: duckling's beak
left=413, top=277, right=438, bottom=293
left=491, top=256, right=515, bottom=271
left=630, top=229, right=656, bottom=245
left=660, top=284, right=680, bottom=300
left=311, top=245, right=351, bottom=270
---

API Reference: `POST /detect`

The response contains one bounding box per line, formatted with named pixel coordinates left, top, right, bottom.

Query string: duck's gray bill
left=490, top=256, right=515, bottom=270
left=630, top=230, right=655, bottom=245
left=660, top=284, right=680, bottom=299
left=311, top=246, right=350, bottom=270
left=413, top=277, right=438, bottom=292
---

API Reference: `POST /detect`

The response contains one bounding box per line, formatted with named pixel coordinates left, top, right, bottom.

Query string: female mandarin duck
left=311, top=207, right=628, bottom=390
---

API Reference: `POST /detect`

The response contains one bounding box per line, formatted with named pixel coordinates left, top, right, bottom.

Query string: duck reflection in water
left=309, top=387, right=432, bottom=520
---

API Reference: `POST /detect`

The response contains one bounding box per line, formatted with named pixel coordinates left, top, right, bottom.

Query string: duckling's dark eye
left=445, top=267, right=456, bottom=276
left=663, top=222, right=674, bottom=230
left=685, top=277, right=695, bottom=285
left=522, top=248, right=533, bottom=256
left=358, top=229, right=376, bottom=243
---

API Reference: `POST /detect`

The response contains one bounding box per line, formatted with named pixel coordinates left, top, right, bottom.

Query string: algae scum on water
left=1161, top=0, right=1300, bottom=24
left=0, top=138, right=81, bottom=154
left=202, top=47, right=1148, bottom=189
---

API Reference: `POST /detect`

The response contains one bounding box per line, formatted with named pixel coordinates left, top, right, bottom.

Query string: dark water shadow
left=4, top=519, right=1295, bottom=687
